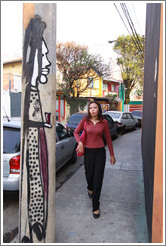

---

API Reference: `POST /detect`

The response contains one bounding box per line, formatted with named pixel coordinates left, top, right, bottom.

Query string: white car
left=105, top=111, right=137, bottom=134
left=3, top=118, right=77, bottom=193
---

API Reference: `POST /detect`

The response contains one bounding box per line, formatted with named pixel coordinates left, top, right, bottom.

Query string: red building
left=103, top=78, right=121, bottom=97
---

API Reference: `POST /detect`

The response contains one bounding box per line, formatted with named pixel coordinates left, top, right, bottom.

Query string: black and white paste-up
left=20, top=15, right=51, bottom=243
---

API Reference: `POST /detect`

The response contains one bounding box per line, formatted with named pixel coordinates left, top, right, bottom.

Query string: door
left=121, top=113, right=129, bottom=129
left=127, top=113, right=135, bottom=129
left=56, top=123, right=73, bottom=170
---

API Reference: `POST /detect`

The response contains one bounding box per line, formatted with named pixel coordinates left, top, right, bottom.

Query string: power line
left=122, top=3, right=144, bottom=52
left=120, top=3, right=140, bottom=49
left=114, top=2, right=144, bottom=58
left=113, top=3, right=132, bottom=37
left=114, top=3, right=140, bottom=51
left=131, top=3, right=143, bottom=35
left=120, top=3, right=141, bottom=51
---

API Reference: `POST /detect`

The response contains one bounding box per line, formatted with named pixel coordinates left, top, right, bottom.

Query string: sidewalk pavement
left=12, top=128, right=149, bottom=243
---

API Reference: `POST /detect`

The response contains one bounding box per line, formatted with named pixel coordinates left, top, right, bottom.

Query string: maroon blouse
left=74, top=117, right=114, bottom=156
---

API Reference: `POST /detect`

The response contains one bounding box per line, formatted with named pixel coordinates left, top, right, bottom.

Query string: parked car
left=56, top=122, right=77, bottom=171
left=3, top=118, right=21, bottom=193
left=3, top=118, right=77, bottom=192
left=105, top=111, right=137, bottom=133
left=131, top=110, right=142, bottom=127
left=66, top=112, right=118, bottom=139
left=102, top=113, right=119, bottom=139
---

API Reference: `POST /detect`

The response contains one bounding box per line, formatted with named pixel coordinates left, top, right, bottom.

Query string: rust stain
left=23, top=3, right=35, bottom=30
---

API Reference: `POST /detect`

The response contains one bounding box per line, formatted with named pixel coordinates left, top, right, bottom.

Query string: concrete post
left=19, top=3, right=56, bottom=243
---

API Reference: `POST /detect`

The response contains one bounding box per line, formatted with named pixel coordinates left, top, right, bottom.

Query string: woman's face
left=89, top=103, right=99, bottom=118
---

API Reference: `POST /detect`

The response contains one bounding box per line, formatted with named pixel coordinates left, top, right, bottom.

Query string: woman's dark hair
left=23, top=15, right=46, bottom=82
left=87, top=101, right=103, bottom=121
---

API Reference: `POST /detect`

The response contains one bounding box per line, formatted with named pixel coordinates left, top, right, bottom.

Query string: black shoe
left=88, top=192, right=93, bottom=198
left=93, top=211, right=100, bottom=219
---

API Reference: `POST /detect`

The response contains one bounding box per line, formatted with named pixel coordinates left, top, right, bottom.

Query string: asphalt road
left=3, top=155, right=84, bottom=243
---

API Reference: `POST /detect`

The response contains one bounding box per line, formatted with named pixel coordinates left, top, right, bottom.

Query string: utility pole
left=19, top=3, right=56, bottom=243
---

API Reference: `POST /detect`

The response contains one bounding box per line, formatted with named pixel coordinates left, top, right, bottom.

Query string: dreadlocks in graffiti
left=20, top=15, right=51, bottom=243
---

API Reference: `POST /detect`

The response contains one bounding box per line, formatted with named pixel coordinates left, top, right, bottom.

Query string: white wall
left=2, top=91, right=11, bottom=117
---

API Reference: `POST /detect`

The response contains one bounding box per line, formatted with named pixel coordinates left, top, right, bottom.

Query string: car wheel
left=70, top=147, right=77, bottom=164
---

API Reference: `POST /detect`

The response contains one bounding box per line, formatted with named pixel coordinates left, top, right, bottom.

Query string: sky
left=1, top=1, right=147, bottom=79
left=57, top=1, right=146, bottom=61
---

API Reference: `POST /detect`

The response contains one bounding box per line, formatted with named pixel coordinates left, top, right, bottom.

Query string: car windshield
left=3, top=127, right=20, bottom=153
left=132, top=111, right=142, bottom=117
left=68, top=115, right=85, bottom=124
left=109, top=112, right=121, bottom=119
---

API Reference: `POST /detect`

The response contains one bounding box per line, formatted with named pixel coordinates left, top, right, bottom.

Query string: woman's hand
left=110, top=156, right=116, bottom=165
left=76, top=142, right=84, bottom=153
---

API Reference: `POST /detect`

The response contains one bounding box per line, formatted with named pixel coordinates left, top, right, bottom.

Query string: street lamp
left=108, top=40, right=134, bottom=48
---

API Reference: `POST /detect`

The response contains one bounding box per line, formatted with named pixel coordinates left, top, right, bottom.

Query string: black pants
left=84, top=147, right=106, bottom=212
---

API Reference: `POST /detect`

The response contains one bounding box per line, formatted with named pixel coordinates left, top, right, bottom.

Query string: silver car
left=105, top=111, right=137, bottom=133
left=3, top=118, right=77, bottom=192
left=56, top=122, right=77, bottom=171
left=3, top=118, right=21, bottom=192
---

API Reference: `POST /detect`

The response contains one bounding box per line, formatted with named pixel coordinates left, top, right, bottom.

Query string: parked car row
left=66, top=111, right=138, bottom=136
left=66, top=112, right=119, bottom=140
left=3, top=118, right=77, bottom=193
left=3, top=110, right=141, bottom=193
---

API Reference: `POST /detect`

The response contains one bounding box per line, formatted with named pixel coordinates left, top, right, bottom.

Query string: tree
left=106, top=94, right=119, bottom=111
left=56, top=41, right=110, bottom=98
left=113, top=35, right=145, bottom=103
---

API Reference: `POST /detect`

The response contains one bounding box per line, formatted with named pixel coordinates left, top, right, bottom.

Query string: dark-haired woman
left=74, top=101, right=116, bottom=219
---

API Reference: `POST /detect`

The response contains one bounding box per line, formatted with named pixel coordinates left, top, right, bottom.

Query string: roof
left=103, top=77, right=122, bottom=84
left=3, top=58, right=22, bottom=65
left=87, top=66, right=103, bottom=77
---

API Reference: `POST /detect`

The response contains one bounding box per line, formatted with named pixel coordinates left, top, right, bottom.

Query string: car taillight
left=9, top=155, right=20, bottom=174
left=117, top=122, right=123, bottom=126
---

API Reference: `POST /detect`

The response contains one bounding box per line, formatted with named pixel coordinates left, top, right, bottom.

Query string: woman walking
left=74, top=101, right=116, bottom=219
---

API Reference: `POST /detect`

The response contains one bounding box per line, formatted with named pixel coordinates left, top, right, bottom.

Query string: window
left=122, top=113, right=127, bottom=119
left=109, top=112, right=121, bottom=119
left=103, top=84, right=108, bottom=90
left=103, top=115, right=114, bottom=124
left=3, top=127, right=20, bottom=153
left=127, top=113, right=132, bottom=119
left=87, top=77, right=93, bottom=88
left=111, top=85, right=115, bottom=91
left=68, top=115, right=85, bottom=124
left=56, top=124, right=67, bottom=140
left=132, top=111, right=142, bottom=117
left=60, top=99, right=64, bottom=116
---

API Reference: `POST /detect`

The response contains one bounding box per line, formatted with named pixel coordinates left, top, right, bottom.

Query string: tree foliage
left=113, top=35, right=145, bottom=103
left=106, top=94, right=119, bottom=111
left=66, top=97, right=88, bottom=115
left=56, top=41, right=110, bottom=98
